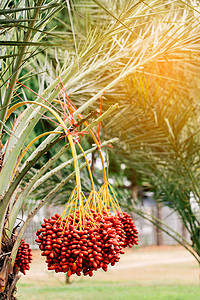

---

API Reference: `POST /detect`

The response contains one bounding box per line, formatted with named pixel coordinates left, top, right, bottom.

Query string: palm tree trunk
left=181, top=222, right=187, bottom=242
left=155, top=202, right=163, bottom=246
left=0, top=246, right=19, bottom=299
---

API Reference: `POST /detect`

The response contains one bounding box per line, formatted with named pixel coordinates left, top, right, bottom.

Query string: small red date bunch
left=14, top=239, right=33, bottom=275
left=35, top=211, right=138, bottom=277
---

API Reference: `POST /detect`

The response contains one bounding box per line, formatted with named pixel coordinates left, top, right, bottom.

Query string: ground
left=16, top=245, right=200, bottom=299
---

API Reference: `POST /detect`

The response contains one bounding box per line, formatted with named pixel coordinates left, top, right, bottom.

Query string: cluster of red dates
left=35, top=210, right=138, bottom=277
left=14, top=239, right=33, bottom=275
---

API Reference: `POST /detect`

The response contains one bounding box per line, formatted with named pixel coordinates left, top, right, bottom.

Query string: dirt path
left=20, top=246, right=199, bottom=285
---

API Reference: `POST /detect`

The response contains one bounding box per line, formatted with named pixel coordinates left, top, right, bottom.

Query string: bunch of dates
left=35, top=210, right=138, bottom=277
left=14, top=239, right=33, bottom=275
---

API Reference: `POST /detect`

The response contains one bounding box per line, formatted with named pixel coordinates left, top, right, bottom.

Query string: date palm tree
left=1, top=0, right=200, bottom=298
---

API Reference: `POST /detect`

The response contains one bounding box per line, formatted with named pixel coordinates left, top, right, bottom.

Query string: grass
left=16, top=247, right=200, bottom=299
left=17, top=281, right=200, bottom=300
